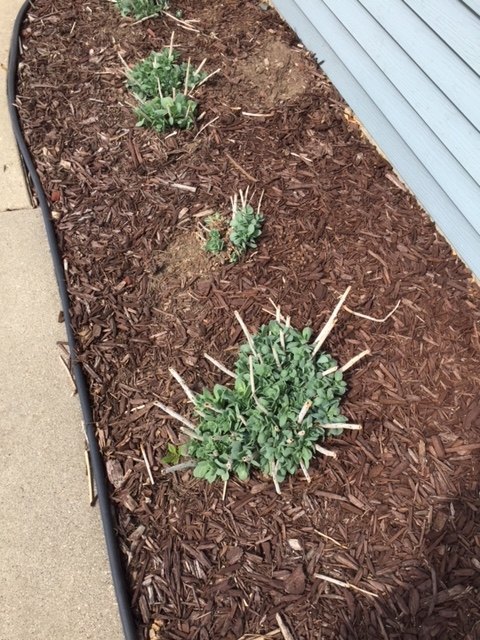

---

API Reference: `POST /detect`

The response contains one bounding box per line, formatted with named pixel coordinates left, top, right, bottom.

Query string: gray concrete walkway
left=0, top=2, right=123, bottom=639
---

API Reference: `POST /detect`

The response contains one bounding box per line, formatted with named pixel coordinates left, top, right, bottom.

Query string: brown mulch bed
left=17, top=1, right=480, bottom=638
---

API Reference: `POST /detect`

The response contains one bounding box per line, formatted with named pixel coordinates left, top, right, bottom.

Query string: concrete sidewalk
left=0, top=2, right=123, bottom=639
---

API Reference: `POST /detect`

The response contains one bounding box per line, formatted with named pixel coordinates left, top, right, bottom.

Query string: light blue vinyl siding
left=272, top=0, right=480, bottom=277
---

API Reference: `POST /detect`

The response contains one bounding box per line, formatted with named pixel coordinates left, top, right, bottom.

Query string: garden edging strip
left=7, top=3, right=136, bottom=638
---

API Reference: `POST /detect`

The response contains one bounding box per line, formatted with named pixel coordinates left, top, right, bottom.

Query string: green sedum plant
left=135, top=94, right=197, bottom=132
left=188, top=320, right=347, bottom=488
left=126, top=40, right=210, bottom=133
left=229, top=196, right=264, bottom=263
left=127, top=49, right=207, bottom=101
left=115, top=0, right=168, bottom=20
left=204, top=213, right=226, bottom=254
left=155, top=292, right=368, bottom=493
left=202, top=190, right=264, bottom=262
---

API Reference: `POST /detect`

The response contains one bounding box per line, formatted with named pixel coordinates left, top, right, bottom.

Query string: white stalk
left=168, top=368, right=196, bottom=402
left=234, top=311, right=258, bottom=356
left=204, top=352, right=236, bottom=379
left=315, top=444, right=337, bottom=458
left=312, top=286, right=351, bottom=356
left=339, top=349, right=370, bottom=373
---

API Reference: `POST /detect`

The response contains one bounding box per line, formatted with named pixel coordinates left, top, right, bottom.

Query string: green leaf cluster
left=161, top=443, right=184, bottom=466
left=229, top=203, right=264, bottom=262
left=135, top=94, right=197, bottom=132
left=128, top=50, right=207, bottom=101
left=127, top=49, right=207, bottom=133
left=202, top=206, right=264, bottom=262
left=115, top=0, right=168, bottom=20
left=187, top=320, right=348, bottom=486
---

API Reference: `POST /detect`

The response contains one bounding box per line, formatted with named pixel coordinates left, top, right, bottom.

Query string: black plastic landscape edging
left=7, top=3, right=137, bottom=638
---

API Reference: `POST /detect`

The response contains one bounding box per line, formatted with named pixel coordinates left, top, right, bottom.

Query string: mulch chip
left=17, top=0, right=480, bottom=638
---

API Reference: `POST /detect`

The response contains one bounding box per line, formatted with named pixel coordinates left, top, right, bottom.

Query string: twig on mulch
left=315, top=573, right=379, bottom=598
left=140, top=443, right=155, bottom=485
left=345, top=299, right=401, bottom=323
left=225, top=152, right=257, bottom=182
left=314, top=529, right=348, bottom=548
left=275, top=614, right=295, bottom=640
left=312, top=286, right=351, bottom=356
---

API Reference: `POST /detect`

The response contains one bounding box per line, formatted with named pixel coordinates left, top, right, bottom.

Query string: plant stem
left=297, top=400, right=312, bottom=424
left=339, top=349, right=370, bottom=373
left=234, top=311, right=258, bottom=356
left=204, top=352, right=236, bottom=379
left=153, top=400, right=202, bottom=440
left=184, top=57, right=191, bottom=95
left=140, top=443, right=155, bottom=485
left=314, top=573, right=379, bottom=598
left=312, top=286, right=351, bottom=356
left=315, top=444, right=337, bottom=458
left=162, top=461, right=196, bottom=474
left=168, top=367, right=196, bottom=402
left=321, top=423, right=362, bottom=430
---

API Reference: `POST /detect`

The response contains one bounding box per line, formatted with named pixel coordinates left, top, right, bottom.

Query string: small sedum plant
left=156, top=291, right=368, bottom=493
left=115, top=0, right=168, bottom=20
left=188, top=321, right=347, bottom=488
left=126, top=35, right=212, bottom=133
left=204, top=213, right=226, bottom=254
left=202, top=189, right=264, bottom=262
left=229, top=190, right=264, bottom=262
left=128, top=49, right=207, bottom=101
left=135, top=94, right=197, bottom=132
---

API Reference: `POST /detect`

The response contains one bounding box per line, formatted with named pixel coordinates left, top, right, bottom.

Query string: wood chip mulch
left=17, top=1, right=480, bottom=638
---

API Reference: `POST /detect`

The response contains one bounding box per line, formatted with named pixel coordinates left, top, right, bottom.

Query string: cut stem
left=195, top=67, right=221, bottom=88
left=315, top=444, right=337, bottom=458
left=275, top=614, right=295, bottom=640
left=140, top=443, right=155, bottom=486
left=169, top=30, right=175, bottom=58
left=300, top=460, right=311, bottom=483
left=339, top=349, right=370, bottom=373
left=314, top=573, right=379, bottom=598
left=204, top=352, right=236, bottom=379
left=154, top=400, right=202, bottom=440
left=312, top=286, right=351, bottom=356
left=321, top=423, right=362, bottom=430
left=234, top=311, right=258, bottom=356
left=169, top=367, right=196, bottom=402
left=183, top=57, right=191, bottom=95
left=297, top=400, right=312, bottom=424
left=162, top=461, right=195, bottom=474
left=271, top=460, right=281, bottom=495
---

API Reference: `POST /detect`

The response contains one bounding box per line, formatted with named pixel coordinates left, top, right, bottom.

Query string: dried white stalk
left=297, top=400, right=312, bottom=424
left=312, top=286, right=351, bottom=356
left=315, top=444, right=337, bottom=458
left=339, top=349, right=370, bottom=373
left=300, top=460, right=311, bottom=483
left=204, top=352, right=236, bottom=379
left=234, top=311, right=258, bottom=356
left=140, top=444, right=155, bottom=486
left=153, top=401, right=202, bottom=441
left=314, top=573, right=379, bottom=598
left=169, top=367, right=196, bottom=402
left=345, top=299, right=400, bottom=323
left=271, top=460, right=281, bottom=495
left=321, top=365, right=338, bottom=377
left=321, top=423, right=362, bottom=430
left=162, top=461, right=195, bottom=474
left=275, top=614, right=295, bottom=640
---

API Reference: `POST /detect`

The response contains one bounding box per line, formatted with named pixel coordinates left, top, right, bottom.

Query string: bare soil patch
left=17, top=1, right=480, bottom=639
left=236, top=37, right=310, bottom=108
